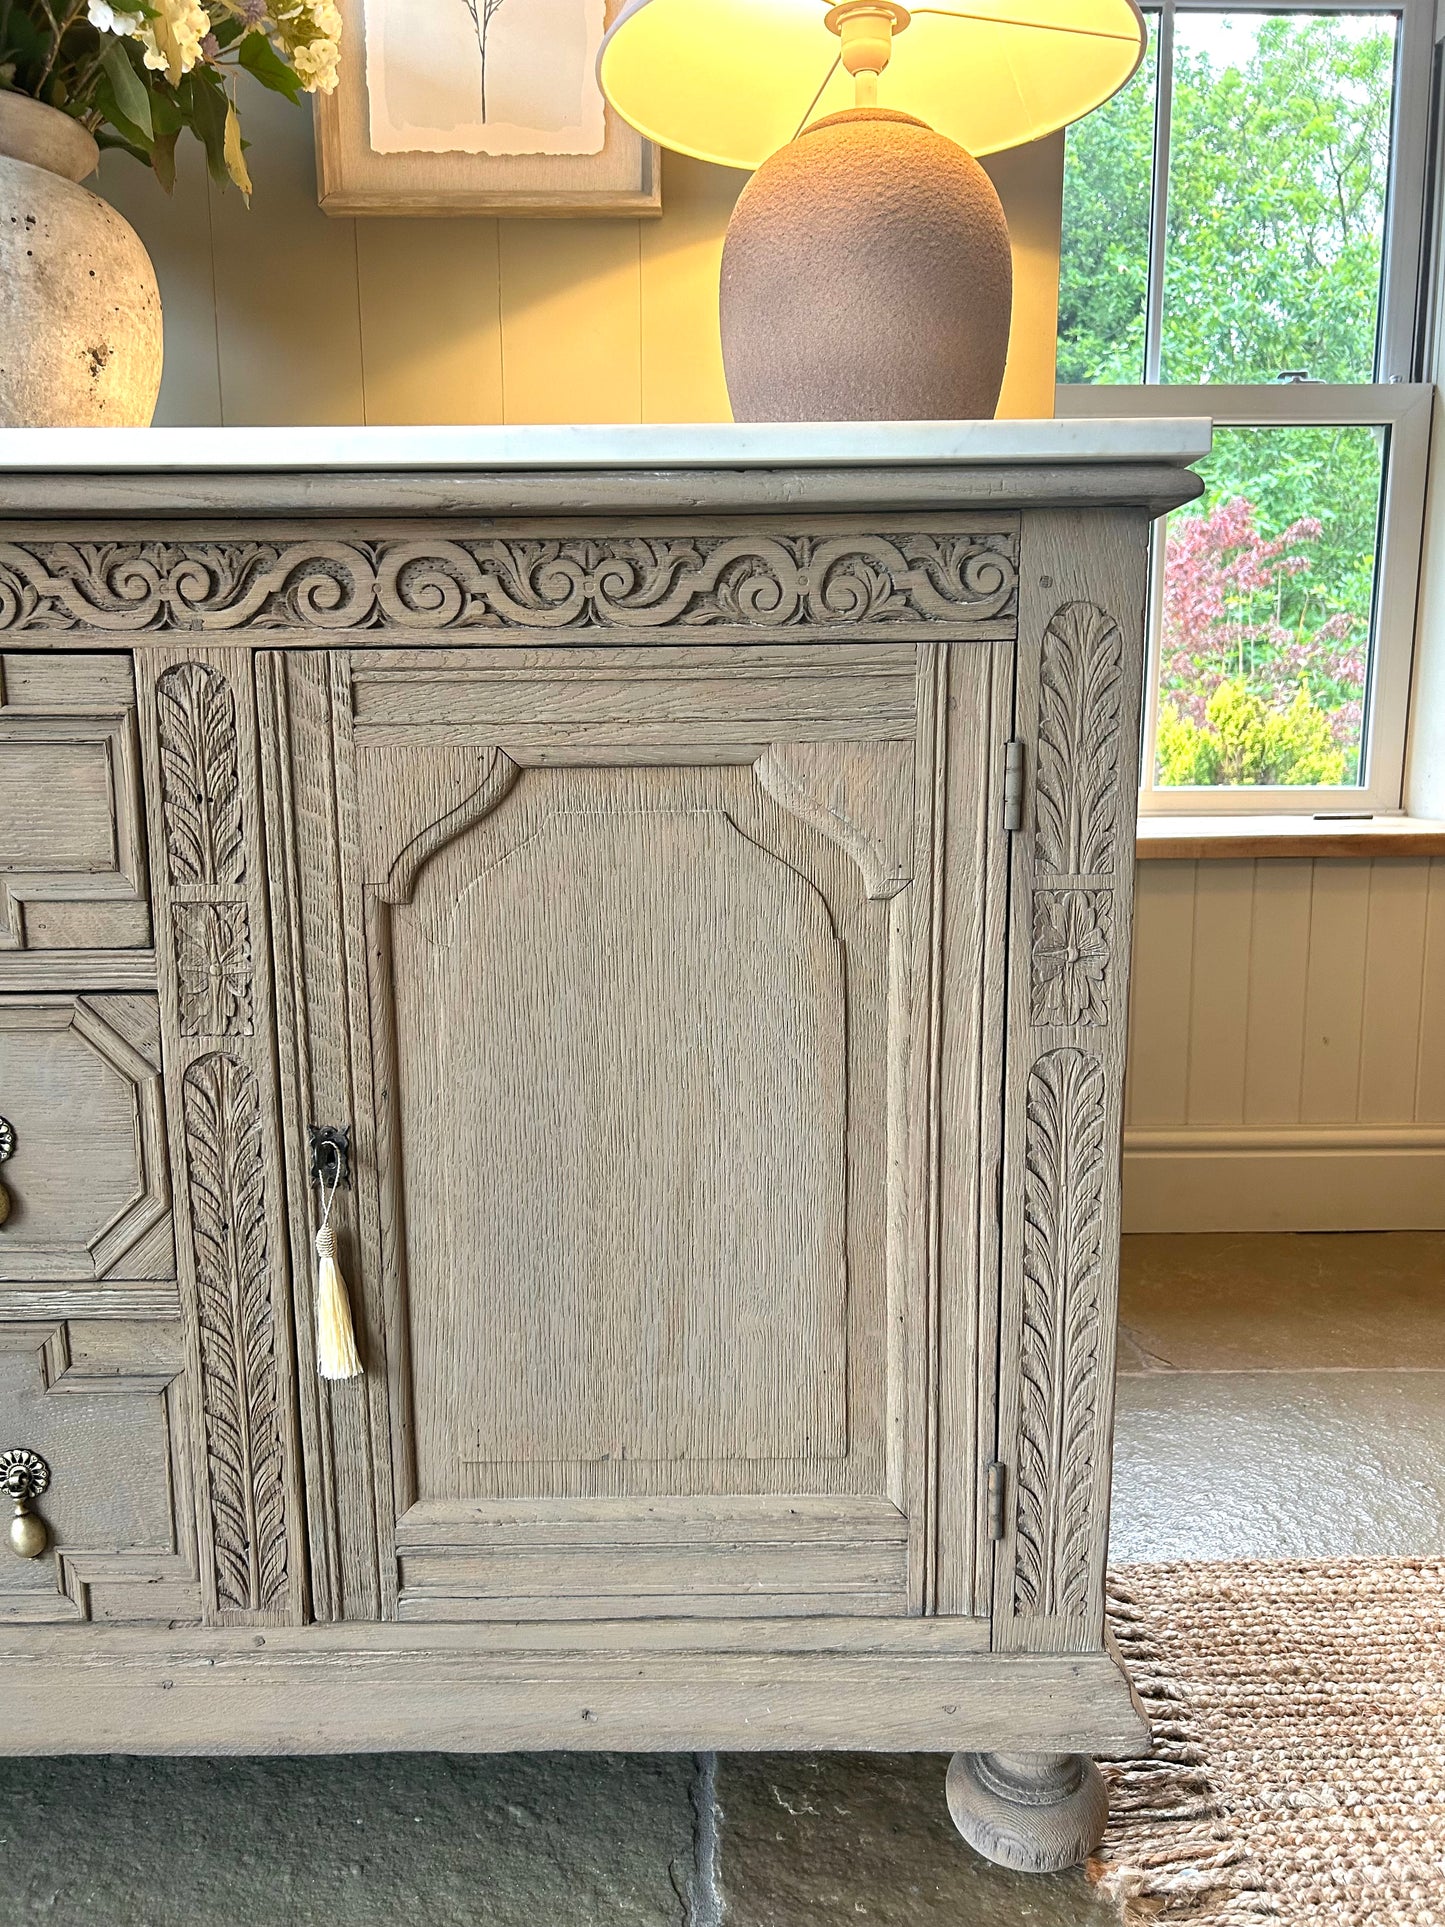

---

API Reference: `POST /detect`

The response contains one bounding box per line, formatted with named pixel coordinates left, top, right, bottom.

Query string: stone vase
left=0, top=93, right=162, bottom=427
left=719, top=108, right=1013, bottom=424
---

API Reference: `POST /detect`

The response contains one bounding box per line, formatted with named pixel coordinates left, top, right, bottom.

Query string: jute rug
left=1091, top=1558, right=1445, bottom=1927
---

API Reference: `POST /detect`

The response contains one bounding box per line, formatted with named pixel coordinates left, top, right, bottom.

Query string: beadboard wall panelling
left=92, top=77, right=1063, bottom=428
left=1124, top=856, right=1445, bottom=1231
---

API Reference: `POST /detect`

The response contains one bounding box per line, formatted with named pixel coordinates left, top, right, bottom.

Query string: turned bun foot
left=945, top=1750, right=1108, bottom=1874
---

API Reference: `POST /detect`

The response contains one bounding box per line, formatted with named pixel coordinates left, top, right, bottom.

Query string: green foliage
left=1156, top=680, right=1349, bottom=788
left=0, top=2, right=338, bottom=195
left=1059, top=14, right=1394, bottom=386
left=1059, top=14, right=1394, bottom=788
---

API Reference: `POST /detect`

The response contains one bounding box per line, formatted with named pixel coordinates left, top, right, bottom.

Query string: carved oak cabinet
left=0, top=427, right=1202, bottom=1873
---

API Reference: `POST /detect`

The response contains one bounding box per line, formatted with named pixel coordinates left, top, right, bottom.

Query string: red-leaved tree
left=1160, top=498, right=1365, bottom=749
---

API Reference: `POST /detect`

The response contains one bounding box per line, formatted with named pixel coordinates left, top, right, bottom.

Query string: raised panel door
left=259, top=643, right=1011, bottom=1625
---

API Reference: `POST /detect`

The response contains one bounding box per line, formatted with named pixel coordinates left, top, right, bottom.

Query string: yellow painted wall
left=95, top=79, right=1063, bottom=428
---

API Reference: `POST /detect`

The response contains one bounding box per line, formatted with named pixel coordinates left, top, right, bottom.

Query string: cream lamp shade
left=598, top=0, right=1146, bottom=424
left=597, top=0, right=1146, bottom=170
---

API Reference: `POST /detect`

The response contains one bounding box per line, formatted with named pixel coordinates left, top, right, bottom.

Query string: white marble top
left=0, top=420, right=1211, bottom=472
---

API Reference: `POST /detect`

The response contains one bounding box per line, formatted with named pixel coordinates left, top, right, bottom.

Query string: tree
left=461, top=0, right=508, bottom=121
left=1059, top=16, right=1393, bottom=387
left=1158, top=497, right=1365, bottom=783
left=1057, top=16, right=1392, bottom=786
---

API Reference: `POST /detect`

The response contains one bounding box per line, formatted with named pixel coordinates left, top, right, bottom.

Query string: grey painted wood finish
left=0, top=461, right=1178, bottom=1850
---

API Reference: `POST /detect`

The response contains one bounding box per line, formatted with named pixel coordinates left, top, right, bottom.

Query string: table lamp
left=598, top=0, right=1144, bottom=422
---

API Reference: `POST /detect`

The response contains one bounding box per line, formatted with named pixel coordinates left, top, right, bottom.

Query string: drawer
left=0, top=1319, right=199, bottom=1622
left=0, top=994, right=173, bottom=1283
left=0, top=652, right=151, bottom=957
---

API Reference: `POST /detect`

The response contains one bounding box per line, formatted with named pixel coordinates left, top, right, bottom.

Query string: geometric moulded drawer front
left=0, top=1320, right=198, bottom=1623
left=0, top=653, right=152, bottom=954
left=0, top=993, right=172, bottom=1282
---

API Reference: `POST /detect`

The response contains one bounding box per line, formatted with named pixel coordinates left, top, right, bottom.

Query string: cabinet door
left=260, top=643, right=1009, bottom=1624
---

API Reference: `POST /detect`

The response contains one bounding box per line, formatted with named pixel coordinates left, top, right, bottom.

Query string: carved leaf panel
left=995, top=512, right=1149, bottom=1656
left=156, top=662, right=245, bottom=887
left=1012, top=1050, right=1105, bottom=1618
left=1033, top=602, right=1123, bottom=879
left=136, top=646, right=304, bottom=1626
left=182, top=1055, right=288, bottom=1614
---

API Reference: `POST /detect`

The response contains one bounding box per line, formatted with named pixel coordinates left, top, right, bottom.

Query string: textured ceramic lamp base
left=719, top=109, right=1013, bottom=424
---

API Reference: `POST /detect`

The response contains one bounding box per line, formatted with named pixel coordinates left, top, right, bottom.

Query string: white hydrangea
left=86, top=1, right=145, bottom=33
left=290, top=35, right=340, bottom=92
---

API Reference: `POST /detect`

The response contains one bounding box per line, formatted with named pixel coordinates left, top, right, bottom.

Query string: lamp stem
left=827, top=2, right=910, bottom=102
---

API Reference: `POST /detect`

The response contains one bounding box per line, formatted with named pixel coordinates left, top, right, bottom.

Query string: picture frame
left=315, top=0, right=661, bottom=217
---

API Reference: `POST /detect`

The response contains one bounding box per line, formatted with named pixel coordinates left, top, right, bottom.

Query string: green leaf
left=148, top=85, right=183, bottom=136
left=102, top=39, right=152, bottom=141
left=184, top=68, right=230, bottom=187
left=150, top=127, right=179, bottom=192
left=237, top=31, right=303, bottom=103
left=95, top=129, right=153, bottom=169
left=91, top=70, right=154, bottom=154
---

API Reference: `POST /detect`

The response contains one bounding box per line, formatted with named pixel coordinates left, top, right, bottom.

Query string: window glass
left=1056, top=15, right=1157, bottom=384
left=1160, top=12, right=1396, bottom=384
left=1155, top=424, right=1385, bottom=788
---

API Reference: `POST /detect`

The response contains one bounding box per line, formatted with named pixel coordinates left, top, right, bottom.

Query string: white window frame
left=1056, top=0, right=1437, bottom=817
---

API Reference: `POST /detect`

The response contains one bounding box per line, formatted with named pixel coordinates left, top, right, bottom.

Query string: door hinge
left=1001, top=739, right=1025, bottom=832
left=986, top=1461, right=1008, bottom=1542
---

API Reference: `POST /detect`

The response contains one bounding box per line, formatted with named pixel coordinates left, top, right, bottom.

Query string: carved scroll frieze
left=155, top=662, right=245, bottom=887
left=1029, top=889, right=1111, bottom=1029
left=1033, top=602, right=1123, bottom=879
left=173, top=903, right=254, bottom=1037
left=1012, top=1047, right=1106, bottom=1621
left=0, top=531, right=1019, bottom=635
left=180, top=1053, right=290, bottom=1616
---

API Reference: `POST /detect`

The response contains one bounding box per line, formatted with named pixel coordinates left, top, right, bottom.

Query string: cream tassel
left=314, top=1219, right=362, bottom=1381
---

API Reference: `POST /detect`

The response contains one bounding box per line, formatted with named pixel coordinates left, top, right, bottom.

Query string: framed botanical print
left=315, top=0, right=660, bottom=215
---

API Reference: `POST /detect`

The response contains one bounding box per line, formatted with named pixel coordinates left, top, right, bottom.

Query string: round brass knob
left=2, top=1448, right=49, bottom=1560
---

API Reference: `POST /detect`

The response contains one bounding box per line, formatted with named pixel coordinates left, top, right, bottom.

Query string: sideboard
left=0, top=424, right=1204, bottom=1874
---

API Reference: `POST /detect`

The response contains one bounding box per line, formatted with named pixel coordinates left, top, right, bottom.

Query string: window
left=1056, top=1, right=1435, bottom=815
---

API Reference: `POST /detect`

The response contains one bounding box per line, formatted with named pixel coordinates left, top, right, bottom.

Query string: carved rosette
left=181, top=1053, right=290, bottom=1616
left=1012, top=1048, right=1105, bottom=1619
left=0, top=531, right=1018, bottom=634
left=1029, top=889, right=1111, bottom=1028
left=174, top=902, right=254, bottom=1037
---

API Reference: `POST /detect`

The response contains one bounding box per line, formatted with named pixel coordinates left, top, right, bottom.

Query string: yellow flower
left=136, top=0, right=210, bottom=82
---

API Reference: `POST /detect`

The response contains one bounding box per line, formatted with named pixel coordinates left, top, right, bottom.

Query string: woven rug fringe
left=1092, top=1579, right=1281, bottom=1924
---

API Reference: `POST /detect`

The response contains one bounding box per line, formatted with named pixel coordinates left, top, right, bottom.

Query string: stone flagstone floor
left=2, top=1230, right=1441, bottom=1926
